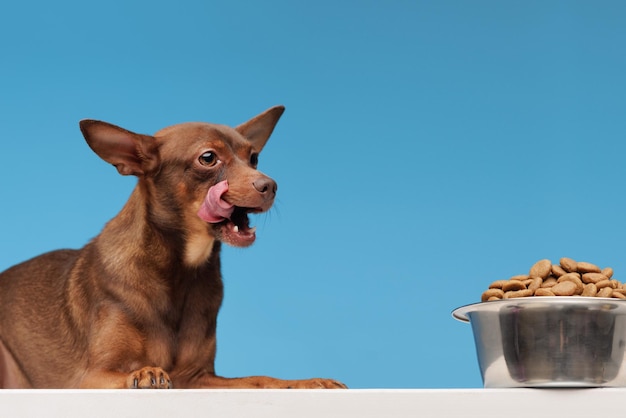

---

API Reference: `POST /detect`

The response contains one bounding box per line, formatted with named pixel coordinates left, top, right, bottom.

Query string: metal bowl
left=452, top=297, right=626, bottom=388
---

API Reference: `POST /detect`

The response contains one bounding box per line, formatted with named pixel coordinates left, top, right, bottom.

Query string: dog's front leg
left=79, top=305, right=174, bottom=389
left=182, top=374, right=347, bottom=389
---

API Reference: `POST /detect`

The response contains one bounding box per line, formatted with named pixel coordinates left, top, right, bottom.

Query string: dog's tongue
left=197, top=180, right=234, bottom=223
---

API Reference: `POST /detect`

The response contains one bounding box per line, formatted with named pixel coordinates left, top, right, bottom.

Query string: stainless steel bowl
left=453, top=297, right=626, bottom=388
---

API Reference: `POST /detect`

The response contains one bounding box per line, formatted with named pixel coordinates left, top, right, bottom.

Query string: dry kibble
left=502, top=280, right=527, bottom=292
left=551, top=264, right=567, bottom=277
left=557, top=274, right=584, bottom=294
left=577, top=261, right=601, bottom=274
left=552, top=281, right=578, bottom=296
left=529, top=259, right=552, bottom=280
left=582, top=283, right=598, bottom=297
left=596, top=280, right=612, bottom=289
left=489, top=280, right=509, bottom=289
left=535, top=288, right=556, bottom=297
left=541, top=277, right=557, bottom=288
left=480, top=258, right=623, bottom=302
left=528, top=277, right=543, bottom=293
left=582, top=273, right=608, bottom=284
left=559, top=272, right=582, bottom=282
left=482, top=288, right=505, bottom=302
left=504, top=289, right=533, bottom=299
left=602, top=267, right=614, bottom=279
left=560, top=257, right=578, bottom=273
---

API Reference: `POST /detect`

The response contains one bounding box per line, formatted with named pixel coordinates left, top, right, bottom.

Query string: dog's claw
left=128, top=367, right=172, bottom=389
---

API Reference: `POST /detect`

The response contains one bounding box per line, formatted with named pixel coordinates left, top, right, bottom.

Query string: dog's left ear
left=235, top=105, right=285, bottom=151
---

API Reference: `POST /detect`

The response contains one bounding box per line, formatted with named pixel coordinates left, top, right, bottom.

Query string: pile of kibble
left=481, top=257, right=626, bottom=302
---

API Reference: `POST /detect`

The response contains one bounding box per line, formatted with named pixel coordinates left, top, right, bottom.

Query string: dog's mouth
left=197, top=180, right=265, bottom=247
left=217, top=206, right=260, bottom=247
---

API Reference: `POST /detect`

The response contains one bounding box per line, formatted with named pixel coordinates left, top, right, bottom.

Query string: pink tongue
left=197, top=180, right=235, bottom=223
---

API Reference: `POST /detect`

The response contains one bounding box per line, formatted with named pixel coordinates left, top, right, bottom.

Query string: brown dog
left=0, top=106, right=346, bottom=389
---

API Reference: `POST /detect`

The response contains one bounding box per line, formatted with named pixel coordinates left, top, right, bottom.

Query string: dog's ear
left=79, top=120, right=159, bottom=176
left=235, top=105, right=285, bottom=151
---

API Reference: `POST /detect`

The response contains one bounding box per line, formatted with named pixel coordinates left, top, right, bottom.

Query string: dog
left=0, top=106, right=346, bottom=389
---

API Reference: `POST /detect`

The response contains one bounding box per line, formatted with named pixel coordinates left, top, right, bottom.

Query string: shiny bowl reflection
left=453, top=297, right=626, bottom=388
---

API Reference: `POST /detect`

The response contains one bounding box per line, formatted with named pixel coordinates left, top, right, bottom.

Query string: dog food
left=481, top=257, right=626, bottom=302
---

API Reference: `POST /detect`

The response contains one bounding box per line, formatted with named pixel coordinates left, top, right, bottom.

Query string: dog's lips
left=217, top=206, right=259, bottom=247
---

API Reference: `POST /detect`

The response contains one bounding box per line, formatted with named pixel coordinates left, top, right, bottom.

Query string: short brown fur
left=0, top=106, right=346, bottom=389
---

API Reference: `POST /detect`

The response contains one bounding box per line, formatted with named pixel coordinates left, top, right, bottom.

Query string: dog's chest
left=184, top=233, right=216, bottom=267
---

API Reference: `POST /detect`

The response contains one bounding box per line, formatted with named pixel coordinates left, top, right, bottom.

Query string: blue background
left=1, top=1, right=625, bottom=388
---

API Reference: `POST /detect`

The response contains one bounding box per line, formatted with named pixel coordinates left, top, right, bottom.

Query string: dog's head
left=79, top=106, right=284, bottom=264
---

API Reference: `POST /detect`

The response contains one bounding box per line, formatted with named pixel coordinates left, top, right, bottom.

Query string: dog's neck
left=95, top=184, right=217, bottom=280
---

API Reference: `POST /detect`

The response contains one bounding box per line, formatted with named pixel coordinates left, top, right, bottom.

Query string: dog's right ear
left=79, top=120, right=159, bottom=176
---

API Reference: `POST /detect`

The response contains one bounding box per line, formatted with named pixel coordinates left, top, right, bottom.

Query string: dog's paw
left=127, top=366, right=172, bottom=389
left=285, top=378, right=348, bottom=389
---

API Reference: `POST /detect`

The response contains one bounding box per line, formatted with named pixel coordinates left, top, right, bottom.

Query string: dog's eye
left=199, top=151, right=219, bottom=167
left=250, top=153, right=259, bottom=167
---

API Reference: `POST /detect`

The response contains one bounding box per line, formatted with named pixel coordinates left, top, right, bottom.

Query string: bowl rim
left=452, top=296, right=626, bottom=323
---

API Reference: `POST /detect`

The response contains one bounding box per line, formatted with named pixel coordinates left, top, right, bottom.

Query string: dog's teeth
left=233, top=225, right=239, bottom=233
left=249, top=227, right=256, bottom=234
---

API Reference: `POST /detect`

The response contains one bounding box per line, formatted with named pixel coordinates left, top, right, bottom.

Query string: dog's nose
left=253, top=177, right=277, bottom=198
